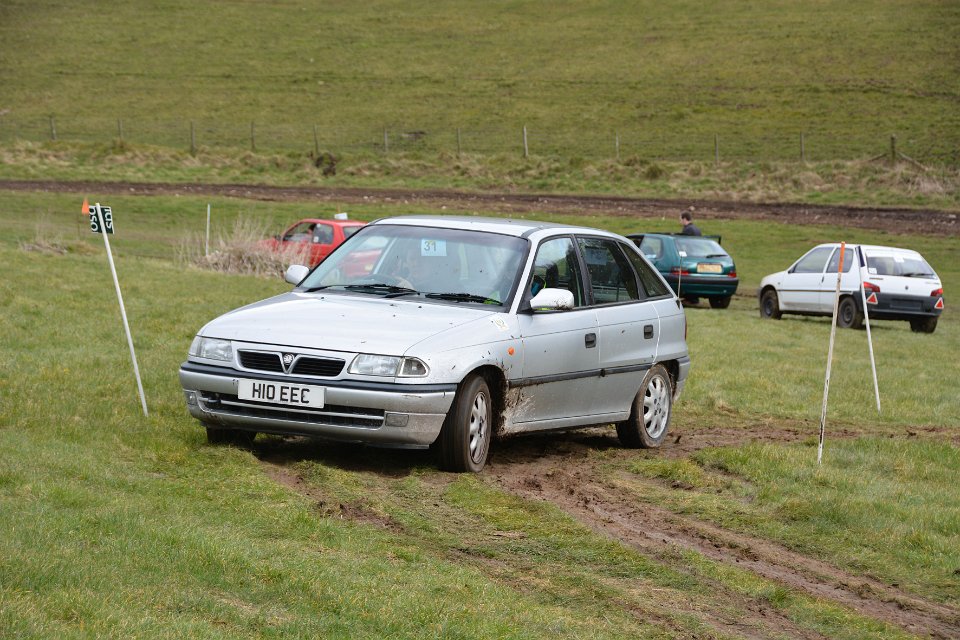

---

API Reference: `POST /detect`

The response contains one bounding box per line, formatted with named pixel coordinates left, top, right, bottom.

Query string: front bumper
left=179, top=362, right=457, bottom=448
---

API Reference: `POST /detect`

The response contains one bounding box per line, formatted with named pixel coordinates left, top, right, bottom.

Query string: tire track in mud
left=485, top=429, right=960, bottom=640
left=2, top=179, right=957, bottom=236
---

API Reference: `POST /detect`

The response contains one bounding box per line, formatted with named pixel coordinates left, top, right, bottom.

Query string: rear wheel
left=437, top=374, right=492, bottom=472
left=759, top=289, right=782, bottom=319
left=910, top=317, right=938, bottom=333
left=837, top=296, right=863, bottom=329
left=709, top=295, right=732, bottom=309
left=616, top=364, right=673, bottom=449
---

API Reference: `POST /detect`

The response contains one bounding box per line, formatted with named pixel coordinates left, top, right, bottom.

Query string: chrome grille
left=238, top=350, right=283, bottom=372
left=290, top=356, right=345, bottom=377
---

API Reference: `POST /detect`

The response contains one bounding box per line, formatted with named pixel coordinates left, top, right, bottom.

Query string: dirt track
left=2, top=179, right=958, bottom=236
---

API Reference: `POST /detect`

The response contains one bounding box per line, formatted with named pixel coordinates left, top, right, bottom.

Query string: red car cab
left=267, top=216, right=366, bottom=267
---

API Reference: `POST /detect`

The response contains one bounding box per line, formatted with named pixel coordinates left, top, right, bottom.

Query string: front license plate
left=237, top=379, right=325, bottom=408
left=697, top=263, right=722, bottom=274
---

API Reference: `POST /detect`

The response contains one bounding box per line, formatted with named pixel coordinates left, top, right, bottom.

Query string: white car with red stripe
left=758, top=243, right=944, bottom=333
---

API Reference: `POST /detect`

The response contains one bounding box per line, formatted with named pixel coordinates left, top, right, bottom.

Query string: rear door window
left=576, top=237, right=640, bottom=305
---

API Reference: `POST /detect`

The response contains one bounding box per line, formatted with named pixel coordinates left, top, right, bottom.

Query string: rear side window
left=792, top=247, right=833, bottom=274
left=825, top=247, right=855, bottom=273
left=866, top=253, right=936, bottom=277
left=577, top=237, right=640, bottom=304
left=625, top=246, right=671, bottom=298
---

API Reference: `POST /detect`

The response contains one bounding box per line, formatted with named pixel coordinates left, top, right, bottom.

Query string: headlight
left=189, top=336, right=234, bottom=362
left=348, top=354, right=428, bottom=377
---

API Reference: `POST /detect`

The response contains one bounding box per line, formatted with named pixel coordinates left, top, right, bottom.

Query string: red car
left=267, top=218, right=366, bottom=267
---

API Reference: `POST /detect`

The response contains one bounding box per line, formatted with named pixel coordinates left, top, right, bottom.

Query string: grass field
left=1, top=0, right=959, bottom=165
left=1, top=188, right=957, bottom=637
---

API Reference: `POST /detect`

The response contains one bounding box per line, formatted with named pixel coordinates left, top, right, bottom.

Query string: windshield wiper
left=899, top=272, right=934, bottom=278
left=425, top=292, right=502, bottom=305
left=705, top=253, right=728, bottom=258
left=302, top=283, right=419, bottom=296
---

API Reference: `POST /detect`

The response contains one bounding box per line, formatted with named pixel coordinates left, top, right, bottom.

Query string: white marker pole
left=205, top=203, right=211, bottom=257
left=95, top=203, right=149, bottom=417
left=857, top=246, right=881, bottom=413
left=818, top=242, right=846, bottom=465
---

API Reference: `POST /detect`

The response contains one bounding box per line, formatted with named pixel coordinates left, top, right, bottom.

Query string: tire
left=759, top=289, right=782, bottom=319
left=205, top=426, right=256, bottom=447
left=437, top=374, right=492, bottom=472
left=616, top=364, right=673, bottom=449
left=709, top=296, right=731, bottom=309
left=837, top=296, right=863, bottom=329
left=910, top=317, right=938, bottom=333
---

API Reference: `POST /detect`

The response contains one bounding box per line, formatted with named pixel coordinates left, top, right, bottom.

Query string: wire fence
left=1, top=115, right=954, bottom=166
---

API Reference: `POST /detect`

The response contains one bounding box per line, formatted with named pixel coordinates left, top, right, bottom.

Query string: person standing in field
left=680, top=208, right=702, bottom=236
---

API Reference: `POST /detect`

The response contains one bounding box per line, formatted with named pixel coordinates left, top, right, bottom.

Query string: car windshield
left=299, top=224, right=528, bottom=306
left=674, top=237, right=727, bottom=258
left=865, top=252, right=936, bottom=278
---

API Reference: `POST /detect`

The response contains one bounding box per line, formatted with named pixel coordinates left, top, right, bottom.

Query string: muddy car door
left=578, top=236, right=660, bottom=417
left=514, top=236, right=600, bottom=429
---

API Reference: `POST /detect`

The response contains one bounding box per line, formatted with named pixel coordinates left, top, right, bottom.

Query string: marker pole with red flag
left=90, top=201, right=149, bottom=417
left=857, top=246, right=881, bottom=413
left=819, top=242, right=845, bottom=465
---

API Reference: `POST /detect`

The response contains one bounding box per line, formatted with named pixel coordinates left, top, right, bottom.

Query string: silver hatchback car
left=179, top=216, right=691, bottom=471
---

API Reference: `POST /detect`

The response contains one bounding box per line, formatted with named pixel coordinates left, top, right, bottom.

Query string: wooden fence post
left=250, top=121, right=256, bottom=152
left=615, top=131, right=620, bottom=161
left=117, top=119, right=124, bottom=143
left=457, top=127, right=462, bottom=157
left=190, top=121, right=196, bottom=156
left=714, top=133, right=719, bottom=166
left=800, top=132, right=806, bottom=162
left=890, top=135, right=897, bottom=165
left=383, top=127, right=389, bottom=153
left=49, top=116, right=57, bottom=141
left=313, top=125, right=319, bottom=156
left=523, top=125, right=529, bottom=158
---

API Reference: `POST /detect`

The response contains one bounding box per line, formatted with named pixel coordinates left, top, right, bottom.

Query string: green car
left=627, top=233, right=739, bottom=308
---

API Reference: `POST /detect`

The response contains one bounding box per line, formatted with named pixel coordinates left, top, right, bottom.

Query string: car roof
left=812, top=242, right=923, bottom=256
left=370, top=214, right=624, bottom=240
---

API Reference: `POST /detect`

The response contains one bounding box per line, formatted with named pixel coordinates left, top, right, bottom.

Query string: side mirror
left=284, top=264, right=309, bottom=285
left=529, top=288, right=575, bottom=311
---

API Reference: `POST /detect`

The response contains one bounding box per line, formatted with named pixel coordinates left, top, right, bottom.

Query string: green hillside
left=1, top=0, right=958, bottom=163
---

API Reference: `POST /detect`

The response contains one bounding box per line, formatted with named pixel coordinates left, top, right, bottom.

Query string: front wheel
left=837, top=296, right=863, bottom=329
left=709, top=296, right=731, bottom=309
left=910, top=317, right=938, bottom=333
left=759, top=289, right=782, bottom=319
left=437, top=374, right=492, bottom=472
left=616, top=364, right=673, bottom=449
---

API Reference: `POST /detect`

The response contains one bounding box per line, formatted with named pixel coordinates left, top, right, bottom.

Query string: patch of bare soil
left=485, top=426, right=960, bottom=640
left=2, top=179, right=958, bottom=236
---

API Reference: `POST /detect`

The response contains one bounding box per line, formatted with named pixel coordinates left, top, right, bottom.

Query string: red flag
left=82, top=198, right=89, bottom=216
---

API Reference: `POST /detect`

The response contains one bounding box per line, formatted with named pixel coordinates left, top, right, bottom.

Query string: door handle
left=584, top=332, right=597, bottom=348
left=644, top=324, right=654, bottom=339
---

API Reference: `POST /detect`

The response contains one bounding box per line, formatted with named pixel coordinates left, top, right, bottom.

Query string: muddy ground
left=2, top=179, right=958, bottom=236
left=11, top=178, right=958, bottom=636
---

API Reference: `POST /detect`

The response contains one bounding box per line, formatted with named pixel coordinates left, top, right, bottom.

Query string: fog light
left=384, top=412, right=409, bottom=427
left=184, top=390, right=198, bottom=406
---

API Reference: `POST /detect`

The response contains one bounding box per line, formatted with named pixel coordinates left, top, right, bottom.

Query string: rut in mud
left=485, top=426, right=960, bottom=639
left=255, top=422, right=959, bottom=640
